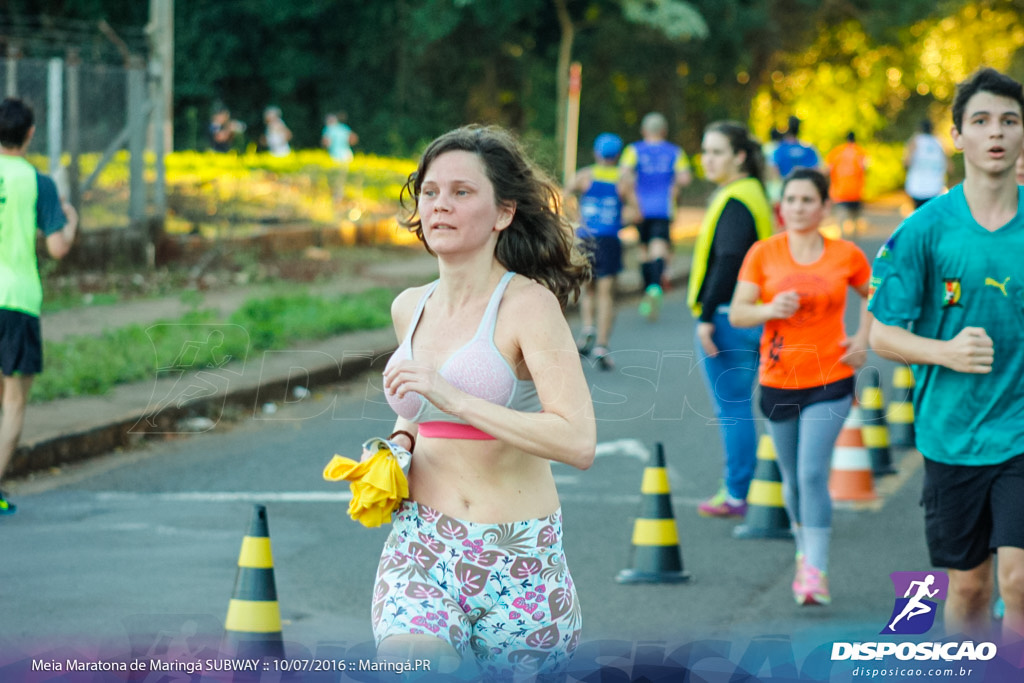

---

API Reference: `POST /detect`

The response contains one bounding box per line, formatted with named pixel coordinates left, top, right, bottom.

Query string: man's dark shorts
left=637, top=217, right=671, bottom=245
left=0, top=309, right=43, bottom=376
left=921, top=452, right=1024, bottom=570
left=581, top=235, right=623, bottom=279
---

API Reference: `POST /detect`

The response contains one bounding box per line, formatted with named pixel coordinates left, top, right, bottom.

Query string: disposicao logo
left=831, top=570, right=998, bottom=663
left=882, top=571, right=947, bottom=635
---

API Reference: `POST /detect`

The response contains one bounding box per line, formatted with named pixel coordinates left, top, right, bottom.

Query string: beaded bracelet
left=388, top=429, right=416, bottom=452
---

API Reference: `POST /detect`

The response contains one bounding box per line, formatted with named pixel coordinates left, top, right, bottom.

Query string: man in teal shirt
left=869, top=68, right=1024, bottom=643
left=0, top=97, right=78, bottom=514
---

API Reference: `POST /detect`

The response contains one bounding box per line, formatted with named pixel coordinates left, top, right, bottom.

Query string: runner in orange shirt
left=729, top=167, right=873, bottom=607
left=825, top=132, right=868, bottom=238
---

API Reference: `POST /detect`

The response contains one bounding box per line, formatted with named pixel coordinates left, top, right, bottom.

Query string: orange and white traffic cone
left=829, top=402, right=878, bottom=502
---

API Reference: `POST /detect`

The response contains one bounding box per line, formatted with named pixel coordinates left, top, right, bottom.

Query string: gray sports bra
left=384, top=272, right=542, bottom=437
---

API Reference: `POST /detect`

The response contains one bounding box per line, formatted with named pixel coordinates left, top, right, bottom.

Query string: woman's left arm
left=448, top=283, right=597, bottom=470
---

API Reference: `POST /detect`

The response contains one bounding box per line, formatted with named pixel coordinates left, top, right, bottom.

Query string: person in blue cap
left=566, top=132, right=638, bottom=369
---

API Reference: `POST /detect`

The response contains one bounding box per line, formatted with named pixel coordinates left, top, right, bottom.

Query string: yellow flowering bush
left=44, top=149, right=417, bottom=240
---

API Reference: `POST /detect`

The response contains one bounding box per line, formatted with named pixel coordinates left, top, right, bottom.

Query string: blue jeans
left=695, top=310, right=761, bottom=500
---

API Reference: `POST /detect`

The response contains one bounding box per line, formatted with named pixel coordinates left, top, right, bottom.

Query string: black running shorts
left=581, top=235, right=623, bottom=279
left=636, top=217, right=671, bottom=245
left=921, top=452, right=1024, bottom=570
left=0, top=308, right=43, bottom=376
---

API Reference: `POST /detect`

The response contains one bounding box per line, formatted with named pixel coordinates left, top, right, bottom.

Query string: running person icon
left=888, top=574, right=940, bottom=632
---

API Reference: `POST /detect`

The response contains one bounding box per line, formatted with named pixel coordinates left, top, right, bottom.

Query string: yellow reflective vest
left=687, top=177, right=773, bottom=317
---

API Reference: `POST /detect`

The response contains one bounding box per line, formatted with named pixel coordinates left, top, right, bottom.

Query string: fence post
left=127, top=56, right=148, bottom=231
left=149, top=56, right=167, bottom=222
left=66, top=49, right=82, bottom=209
left=47, top=58, right=63, bottom=177
left=5, top=44, right=20, bottom=97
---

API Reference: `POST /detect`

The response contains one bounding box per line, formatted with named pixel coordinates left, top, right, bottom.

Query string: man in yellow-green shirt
left=0, top=97, right=78, bottom=514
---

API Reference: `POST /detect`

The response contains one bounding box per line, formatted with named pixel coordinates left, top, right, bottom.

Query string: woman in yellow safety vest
left=688, top=120, right=773, bottom=519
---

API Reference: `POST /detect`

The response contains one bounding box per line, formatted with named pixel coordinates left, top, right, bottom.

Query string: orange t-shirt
left=825, top=142, right=867, bottom=203
left=738, top=232, right=871, bottom=390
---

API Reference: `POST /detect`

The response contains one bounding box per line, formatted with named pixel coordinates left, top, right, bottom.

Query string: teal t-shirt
left=868, top=184, right=1024, bottom=466
left=322, top=122, right=353, bottom=163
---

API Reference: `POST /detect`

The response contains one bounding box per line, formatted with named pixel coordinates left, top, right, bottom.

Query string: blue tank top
left=631, top=140, right=682, bottom=219
left=773, top=140, right=820, bottom=177
left=578, top=166, right=622, bottom=239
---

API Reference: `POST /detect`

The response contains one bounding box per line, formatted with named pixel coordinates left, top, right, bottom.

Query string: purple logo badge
left=881, top=571, right=948, bottom=635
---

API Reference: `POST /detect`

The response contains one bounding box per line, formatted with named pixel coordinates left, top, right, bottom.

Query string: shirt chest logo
left=942, top=278, right=961, bottom=308
left=984, top=276, right=1010, bottom=297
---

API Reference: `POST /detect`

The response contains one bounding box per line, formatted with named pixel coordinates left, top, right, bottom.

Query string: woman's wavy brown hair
left=399, top=125, right=590, bottom=308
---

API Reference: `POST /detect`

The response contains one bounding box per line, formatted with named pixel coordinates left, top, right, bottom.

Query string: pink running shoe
left=697, top=488, right=747, bottom=518
left=797, top=564, right=831, bottom=606
left=792, top=553, right=806, bottom=602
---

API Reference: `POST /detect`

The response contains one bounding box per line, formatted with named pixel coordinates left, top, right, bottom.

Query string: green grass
left=31, top=288, right=395, bottom=403
left=227, top=289, right=394, bottom=350
left=41, top=291, right=122, bottom=314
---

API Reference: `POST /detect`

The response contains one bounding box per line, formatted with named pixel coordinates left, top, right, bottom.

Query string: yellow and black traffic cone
left=859, top=369, right=897, bottom=476
left=734, top=434, right=792, bottom=540
left=616, top=443, right=690, bottom=584
left=224, top=504, right=285, bottom=659
left=887, top=365, right=915, bottom=449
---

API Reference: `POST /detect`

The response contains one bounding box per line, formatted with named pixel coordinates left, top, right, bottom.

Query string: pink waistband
left=418, top=421, right=496, bottom=440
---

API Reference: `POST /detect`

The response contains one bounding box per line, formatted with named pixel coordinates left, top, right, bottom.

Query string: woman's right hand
left=766, top=290, right=800, bottom=320
left=697, top=322, right=719, bottom=357
left=383, top=359, right=462, bottom=415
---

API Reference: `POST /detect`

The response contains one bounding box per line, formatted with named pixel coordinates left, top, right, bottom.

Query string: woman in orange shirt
left=729, top=168, right=872, bottom=606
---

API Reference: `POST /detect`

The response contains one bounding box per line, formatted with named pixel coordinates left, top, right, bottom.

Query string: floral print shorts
left=372, top=500, right=582, bottom=679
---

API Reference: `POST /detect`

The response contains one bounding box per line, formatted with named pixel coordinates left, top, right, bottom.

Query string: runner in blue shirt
left=772, top=116, right=822, bottom=178
left=620, top=112, right=692, bottom=320
left=869, top=68, right=1024, bottom=642
left=567, top=133, right=637, bottom=370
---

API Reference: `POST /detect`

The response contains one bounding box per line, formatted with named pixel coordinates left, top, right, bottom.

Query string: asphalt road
left=6, top=224, right=1010, bottom=681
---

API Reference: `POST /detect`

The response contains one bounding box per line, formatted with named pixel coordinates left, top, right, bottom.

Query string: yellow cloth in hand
left=322, top=439, right=410, bottom=528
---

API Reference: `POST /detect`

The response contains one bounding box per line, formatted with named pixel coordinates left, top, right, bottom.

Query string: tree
left=14, top=0, right=1021, bottom=175
left=551, top=0, right=707, bottom=169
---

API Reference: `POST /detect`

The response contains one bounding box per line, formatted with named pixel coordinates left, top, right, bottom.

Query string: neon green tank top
left=0, top=156, right=45, bottom=316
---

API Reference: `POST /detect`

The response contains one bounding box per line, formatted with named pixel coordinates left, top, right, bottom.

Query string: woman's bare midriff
left=407, top=437, right=561, bottom=523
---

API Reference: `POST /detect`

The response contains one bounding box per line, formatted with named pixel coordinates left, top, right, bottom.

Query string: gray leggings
left=766, top=396, right=853, bottom=529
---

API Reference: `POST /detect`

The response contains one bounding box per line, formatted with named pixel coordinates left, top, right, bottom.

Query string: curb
left=11, top=267, right=690, bottom=481
left=12, top=328, right=396, bottom=479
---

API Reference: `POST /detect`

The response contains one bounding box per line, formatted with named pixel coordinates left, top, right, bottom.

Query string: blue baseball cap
left=593, top=133, right=623, bottom=160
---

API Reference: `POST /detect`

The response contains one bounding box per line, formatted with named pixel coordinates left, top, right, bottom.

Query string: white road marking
left=84, top=440, right=664, bottom=507
left=594, top=438, right=650, bottom=461
left=91, top=474, right=580, bottom=504
left=95, top=491, right=354, bottom=503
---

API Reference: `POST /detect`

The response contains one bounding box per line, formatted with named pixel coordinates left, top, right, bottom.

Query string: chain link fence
left=2, top=56, right=129, bottom=157
left=2, top=16, right=166, bottom=267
